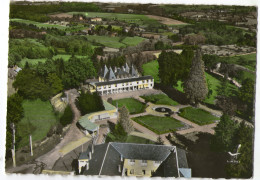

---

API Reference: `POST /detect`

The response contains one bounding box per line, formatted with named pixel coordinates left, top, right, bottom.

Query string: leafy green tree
left=226, top=122, right=253, bottom=178
left=60, top=105, right=73, bottom=127
left=76, top=91, right=104, bottom=116
left=211, top=114, right=238, bottom=152
left=158, top=49, right=193, bottom=86
left=63, top=57, right=96, bottom=89
left=46, top=73, right=63, bottom=96
left=13, top=69, right=51, bottom=100
left=238, top=78, right=255, bottom=105
left=184, top=49, right=208, bottom=105
left=118, top=106, right=134, bottom=134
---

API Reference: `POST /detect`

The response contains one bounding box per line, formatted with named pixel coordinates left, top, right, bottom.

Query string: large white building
left=85, top=63, right=154, bottom=95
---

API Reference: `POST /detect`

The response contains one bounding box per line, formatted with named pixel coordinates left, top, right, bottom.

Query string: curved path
left=36, top=89, right=85, bottom=170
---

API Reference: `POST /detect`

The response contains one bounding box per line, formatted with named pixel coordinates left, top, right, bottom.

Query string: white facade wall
left=96, top=78, right=154, bottom=95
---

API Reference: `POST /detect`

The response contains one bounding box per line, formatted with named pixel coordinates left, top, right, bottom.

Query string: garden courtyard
left=107, top=92, right=220, bottom=141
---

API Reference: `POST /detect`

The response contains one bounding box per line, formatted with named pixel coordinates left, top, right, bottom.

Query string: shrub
left=60, top=105, right=73, bottom=127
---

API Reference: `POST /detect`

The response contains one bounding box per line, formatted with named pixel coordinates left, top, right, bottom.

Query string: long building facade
left=85, top=63, right=154, bottom=95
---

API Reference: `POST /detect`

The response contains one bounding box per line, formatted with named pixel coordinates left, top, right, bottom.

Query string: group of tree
left=158, top=48, right=194, bottom=87
left=8, top=38, right=56, bottom=66
left=211, top=114, right=253, bottom=178
left=13, top=56, right=96, bottom=101
left=13, top=68, right=63, bottom=101
left=76, top=91, right=104, bottom=116
left=44, top=35, right=94, bottom=57
left=6, top=93, right=24, bottom=158
left=10, top=2, right=101, bottom=22
left=179, top=21, right=256, bottom=47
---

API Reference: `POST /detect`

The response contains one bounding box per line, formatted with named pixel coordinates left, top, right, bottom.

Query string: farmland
left=86, top=35, right=145, bottom=48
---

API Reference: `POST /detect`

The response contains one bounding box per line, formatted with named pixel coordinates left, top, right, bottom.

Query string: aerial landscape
left=5, top=0, right=257, bottom=179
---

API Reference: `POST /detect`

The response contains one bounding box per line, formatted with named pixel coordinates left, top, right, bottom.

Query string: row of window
left=97, top=81, right=153, bottom=90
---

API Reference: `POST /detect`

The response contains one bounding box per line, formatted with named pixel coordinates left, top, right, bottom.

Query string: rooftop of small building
left=79, top=142, right=190, bottom=177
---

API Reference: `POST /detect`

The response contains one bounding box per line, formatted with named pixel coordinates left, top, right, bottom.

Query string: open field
left=179, top=107, right=220, bottom=125
left=17, top=99, right=58, bottom=148
left=86, top=35, right=145, bottom=48
left=20, top=54, right=89, bottom=67
left=111, top=98, right=146, bottom=114
left=220, top=53, right=256, bottom=71
left=68, top=12, right=160, bottom=26
left=146, top=15, right=187, bottom=25
left=204, top=72, right=238, bottom=104
left=49, top=13, right=73, bottom=18
left=132, top=115, right=184, bottom=134
left=141, top=94, right=179, bottom=106
left=126, top=135, right=155, bottom=144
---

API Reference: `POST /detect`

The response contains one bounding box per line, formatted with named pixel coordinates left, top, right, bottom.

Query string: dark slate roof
left=80, top=142, right=189, bottom=177
left=176, top=148, right=189, bottom=168
left=100, top=144, right=123, bottom=176
left=110, top=143, right=175, bottom=161
left=94, top=75, right=153, bottom=86
left=82, top=144, right=109, bottom=176
left=105, top=67, right=116, bottom=80
left=152, top=151, right=179, bottom=177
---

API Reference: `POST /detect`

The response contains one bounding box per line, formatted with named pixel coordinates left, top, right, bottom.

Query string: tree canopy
left=184, top=49, right=208, bottom=105
left=118, top=106, right=134, bottom=134
left=158, top=48, right=194, bottom=86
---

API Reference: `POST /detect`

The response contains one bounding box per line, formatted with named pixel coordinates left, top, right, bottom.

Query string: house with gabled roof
left=78, top=142, right=191, bottom=178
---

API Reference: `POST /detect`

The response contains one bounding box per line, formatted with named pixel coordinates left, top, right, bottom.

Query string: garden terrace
left=111, top=98, right=146, bottom=115
left=132, top=115, right=184, bottom=135
left=179, top=107, right=220, bottom=126
left=141, top=94, right=179, bottom=106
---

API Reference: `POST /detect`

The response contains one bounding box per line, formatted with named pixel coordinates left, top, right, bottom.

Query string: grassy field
left=111, top=98, right=146, bottom=114
left=20, top=54, right=89, bottom=67
left=10, top=18, right=85, bottom=32
left=220, top=53, right=256, bottom=71
left=86, top=35, right=145, bottom=48
left=69, top=12, right=160, bottom=27
left=17, top=99, right=58, bottom=148
left=142, top=60, right=160, bottom=83
left=126, top=135, right=155, bottom=144
left=179, top=107, right=220, bottom=125
left=141, top=94, right=179, bottom=106
left=132, top=115, right=184, bottom=134
left=204, top=72, right=238, bottom=104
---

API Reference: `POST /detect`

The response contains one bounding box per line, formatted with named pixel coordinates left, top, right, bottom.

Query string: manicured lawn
left=141, top=94, right=179, bottom=106
left=17, top=99, right=58, bottom=148
left=173, top=81, right=184, bottom=92
left=86, top=35, right=145, bottom=48
left=132, top=115, right=184, bottom=134
left=126, top=135, right=155, bottom=144
left=179, top=107, right=220, bottom=125
left=142, top=60, right=160, bottom=83
left=111, top=98, right=146, bottom=114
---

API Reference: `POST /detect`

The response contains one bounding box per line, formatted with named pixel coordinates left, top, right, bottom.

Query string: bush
left=60, top=105, right=73, bottom=127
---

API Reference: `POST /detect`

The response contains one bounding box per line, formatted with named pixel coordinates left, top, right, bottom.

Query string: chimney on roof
left=89, top=151, right=92, bottom=160
left=92, top=143, right=94, bottom=153
left=118, top=164, right=122, bottom=173
left=86, top=162, right=89, bottom=170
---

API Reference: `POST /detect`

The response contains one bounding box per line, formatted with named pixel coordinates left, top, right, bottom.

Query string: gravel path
left=36, top=89, right=85, bottom=170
